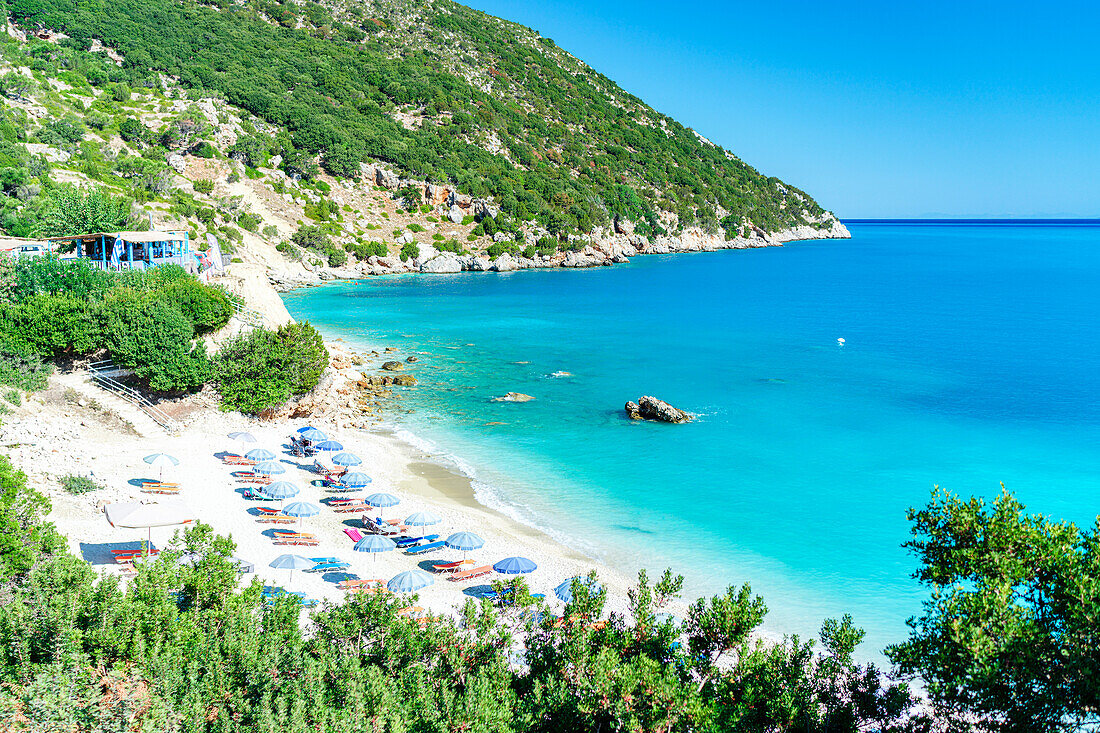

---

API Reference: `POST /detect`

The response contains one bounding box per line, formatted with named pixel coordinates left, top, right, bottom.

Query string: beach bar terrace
left=50, top=230, right=195, bottom=271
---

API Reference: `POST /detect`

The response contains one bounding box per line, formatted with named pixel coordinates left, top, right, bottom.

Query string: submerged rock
left=625, top=396, right=692, bottom=423
left=381, top=361, right=405, bottom=371
left=492, top=392, right=536, bottom=403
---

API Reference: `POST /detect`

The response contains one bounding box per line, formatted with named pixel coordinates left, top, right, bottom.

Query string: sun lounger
left=431, top=559, right=474, bottom=574
left=344, top=528, right=364, bottom=543
left=404, top=540, right=446, bottom=555
left=347, top=584, right=390, bottom=595
left=395, top=534, right=440, bottom=548
left=449, top=565, right=493, bottom=582
left=329, top=502, right=369, bottom=513
left=310, top=557, right=342, bottom=564
left=255, top=510, right=294, bottom=521
left=140, top=481, right=180, bottom=494
left=305, top=561, right=347, bottom=572
left=236, top=473, right=272, bottom=484
left=273, top=538, right=319, bottom=546
left=337, top=578, right=384, bottom=590
left=223, top=455, right=255, bottom=466
left=397, top=605, right=425, bottom=618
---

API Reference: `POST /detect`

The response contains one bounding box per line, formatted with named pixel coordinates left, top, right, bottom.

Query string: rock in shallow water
left=625, top=396, right=692, bottom=423
left=492, top=392, right=535, bottom=403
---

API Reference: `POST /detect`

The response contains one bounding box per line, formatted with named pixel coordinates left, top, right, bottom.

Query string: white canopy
left=105, top=501, right=196, bottom=529
left=114, top=230, right=187, bottom=243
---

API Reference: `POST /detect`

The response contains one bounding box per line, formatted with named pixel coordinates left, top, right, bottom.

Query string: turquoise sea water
left=283, top=222, right=1100, bottom=655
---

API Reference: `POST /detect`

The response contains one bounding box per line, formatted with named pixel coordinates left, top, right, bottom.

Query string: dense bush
left=399, top=241, right=419, bottom=262
left=102, top=291, right=211, bottom=392
left=192, top=178, right=214, bottom=194
left=214, top=321, right=328, bottom=413
left=34, top=185, right=133, bottom=238
left=60, top=474, right=102, bottom=494
left=158, top=278, right=232, bottom=334
left=0, top=342, right=51, bottom=391
left=345, top=240, right=388, bottom=259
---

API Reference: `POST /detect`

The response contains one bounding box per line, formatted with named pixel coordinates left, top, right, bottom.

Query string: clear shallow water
left=283, top=223, right=1100, bottom=655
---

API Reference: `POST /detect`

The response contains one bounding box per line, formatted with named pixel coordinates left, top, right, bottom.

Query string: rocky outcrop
left=420, top=254, right=463, bottom=273
left=492, top=392, right=535, bottom=403
left=625, top=396, right=692, bottom=423
left=358, top=375, right=416, bottom=387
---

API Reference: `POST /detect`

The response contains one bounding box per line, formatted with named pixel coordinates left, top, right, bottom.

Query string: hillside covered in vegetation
left=6, top=0, right=838, bottom=241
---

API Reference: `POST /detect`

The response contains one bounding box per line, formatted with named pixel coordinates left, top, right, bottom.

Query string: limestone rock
left=467, top=256, right=491, bottom=272
left=492, top=392, right=535, bottom=403
left=375, top=167, right=400, bottom=189
left=420, top=254, right=463, bottom=273
left=447, top=205, right=464, bottom=224
left=167, top=152, right=187, bottom=173
left=490, top=253, right=517, bottom=272
left=625, top=396, right=692, bottom=423
left=381, top=361, right=405, bottom=371
left=614, top=216, right=635, bottom=236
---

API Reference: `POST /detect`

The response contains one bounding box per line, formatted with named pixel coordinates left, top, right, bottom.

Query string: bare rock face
left=614, top=216, right=635, bottom=236
left=420, top=254, right=463, bottom=273
left=375, top=167, right=400, bottom=189
left=492, top=392, right=535, bottom=403
left=625, top=396, right=692, bottom=423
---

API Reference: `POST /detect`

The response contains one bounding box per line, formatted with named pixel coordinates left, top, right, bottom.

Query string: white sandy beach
left=2, top=372, right=651, bottom=621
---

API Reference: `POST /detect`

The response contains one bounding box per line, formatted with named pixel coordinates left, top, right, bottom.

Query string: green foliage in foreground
left=887, top=487, right=1100, bottom=732
left=214, top=321, right=329, bottom=414
left=0, top=439, right=1097, bottom=730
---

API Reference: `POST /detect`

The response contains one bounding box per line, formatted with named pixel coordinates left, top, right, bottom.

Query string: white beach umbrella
left=143, top=452, right=179, bottom=479
left=105, top=501, right=196, bottom=545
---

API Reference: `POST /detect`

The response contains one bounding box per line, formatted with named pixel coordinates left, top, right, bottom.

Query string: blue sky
left=464, top=0, right=1099, bottom=218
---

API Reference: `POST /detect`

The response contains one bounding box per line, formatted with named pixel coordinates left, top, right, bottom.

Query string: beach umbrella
left=143, top=452, right=179, bottom=479
left=554, top=576, right=604, bottom=605
left=339, top=472, right=373, bottom=489
left=387, top=569, right=434, bottom=593
left=253, top=461, right=287, bottom=476
left=494, top=556, right=537, bottom=575
left=332, top=452, right=361, bottom=467
left=269, top=553, right=313, bottom=582
left=446, top=531, right=485, bottom=561
left=445, top=532, right=484, bottom=552
left=365, top=492, right=400, bottom=518
left=245, top=448, right=277, bottom=462
left=354, top=534, right=396, bottom=562
left=105, top=500, right=196, bottom=545
left=404, top=510, right=441, bottom=527
left=259, top=481, right=299, bottom=508
left=228, top=431, right=257, bottom=444
left=315, top=440, right=343, bottom=453
left=283, top=501, right=320, bottom=528
left=297, top=427, right=327, bottom=443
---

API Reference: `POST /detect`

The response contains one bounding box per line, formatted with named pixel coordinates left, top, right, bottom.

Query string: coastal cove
left=282, top=221, right=1100, bottom=656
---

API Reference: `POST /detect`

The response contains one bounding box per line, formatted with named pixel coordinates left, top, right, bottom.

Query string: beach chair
left=274, top=537, right=319, bottom=546
left=140, top=481, right=180, bottom=494
left=344, top=527, right=364, bottom=543
left=450, top=565, right=493, bottom=582
left=256, top=514, right=295, bottom=524
left=309, top=561, right=351, bottom=573
left=337, top=578, right=384, bottom=590
left=330, top=501, right=369, bottom=513
left=395, top=534, right=440, bottom=548
left=222, top=455, right=255, bottom=466
left=404, top=540, right=446, bottom=555
left=310, top=557, right=342, bottom=564
left=431, top=559, right=474, bottom=574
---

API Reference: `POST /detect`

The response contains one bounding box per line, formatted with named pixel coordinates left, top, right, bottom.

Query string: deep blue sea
left=283, top=222, right=1100, bottom=655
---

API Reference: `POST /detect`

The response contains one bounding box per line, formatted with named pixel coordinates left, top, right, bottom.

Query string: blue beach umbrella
left=283, top=501, right=320, bottom=528
left=354, top=534, right=396, bottom=562
left=387, top=569, right=435, bottom=593
left=315, top=440, right=343, bottom=453
left=494, top=556, right=537, bottom=575
left=332, top=452, right=362, bottom=467
left=404, top=510, right=441, bottom=527
left=143, top=452, right=179, bottom=479
left=228, top=431, right=257, bottom=444
left=339, top=472, right=373, bottom=489
left=259, top=481, right=299, bottom=504
left=445, top=532, right=485, bottom=552
left=270, top=553, right=313, bottom=581
left=364, top=492, right=400, bottom=518
left=245, top=448, right=277, bottom=462
left=554, top=577, right=604, bottom=605
left=297, top=427, right=327, bottom=442
left=253, top=461, right=287, bottom=476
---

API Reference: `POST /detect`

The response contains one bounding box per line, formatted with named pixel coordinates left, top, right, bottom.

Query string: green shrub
left=118, top=117, right=148, bottom=144
left=437, top=239, right=463, bottom=254
left=237, top=212, right=262, bottom=232
left=261, top=224, right=278, bottom=238
left=431, top=233, right=444, bottom=241
left=0, top=294, right=103, bottom=357
left=399, top=242, right=419, bottom=262
left=291, top=225, right=331, bottom=252
left=110, top=83, right=131, bottom=102
left=34, top=186, right=134, bottom=238
left=345, top=241, right=387, bottom=259
left=102, top=290, right=211, bottom=392
left=407, top=223, right=425, bottom=233
left=193, top=179, right=214, bottom=194
left=486, top=241, right=519, bottom=259
left=191, top=140, right=216, bottom=158
left=536, top=237, right=559, bottom=256
left=2, top=389, right=19, bottom=405
left=0, top=342, right=51, bottom=391
left=325, top=245, right=347, bottom=267
left=60, top=474, right=101, bottom=495
left=276, top=241, right=301, bottom=261
left=158, top=279, right=232, bottom=335
left=461, top=215, right=475, bottom=226
left=522, top=245, right=537, bottom=259
left=214, top=322, right=328, bottom=414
